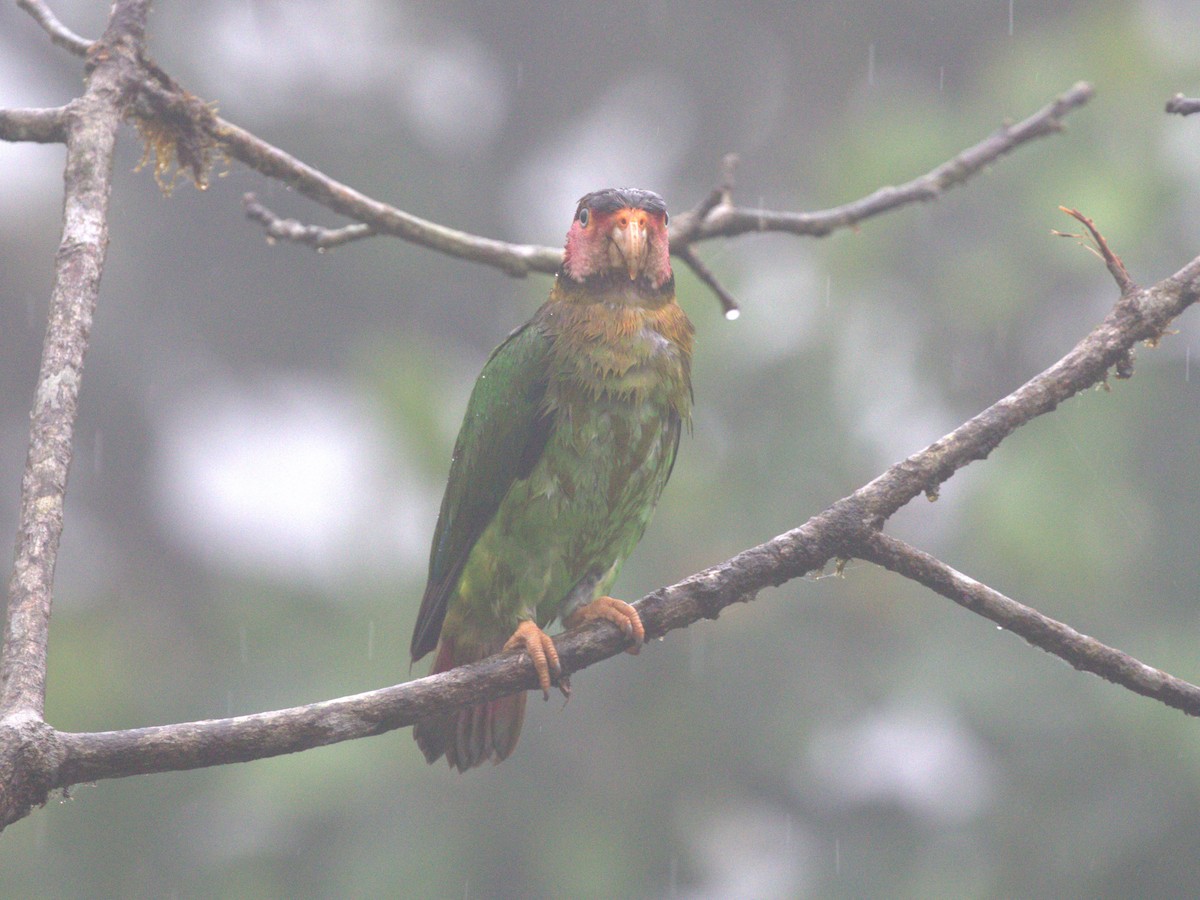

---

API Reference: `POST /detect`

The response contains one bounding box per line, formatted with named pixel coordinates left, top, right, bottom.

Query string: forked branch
left=35, top=229, right=1200, bottom=803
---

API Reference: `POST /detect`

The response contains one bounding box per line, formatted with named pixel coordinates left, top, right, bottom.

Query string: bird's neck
left=538, top=276, right=693, bottom=414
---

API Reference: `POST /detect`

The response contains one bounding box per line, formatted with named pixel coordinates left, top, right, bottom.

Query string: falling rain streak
left=868, top=43, right=875, bottom=86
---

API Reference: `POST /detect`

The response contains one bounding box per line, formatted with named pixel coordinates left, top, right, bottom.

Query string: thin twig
left=693, top=81, right=1095, bottom=240
left=243, top=193, right=374, bottom=250
left=674, top=244, right=741, bottom=318
left=858, top=533, right=1200, bottom=715
left=1053, top=207, right=1136, bottom=295
left=207, top=114, right=564, bottom=277
left=0, top=107, right=68, bottom=144
left=1165, top=94, right=1200, bottom=117
left=16, top=0, right=92, bottom=56
left=670, top=153, right=739, bottom=243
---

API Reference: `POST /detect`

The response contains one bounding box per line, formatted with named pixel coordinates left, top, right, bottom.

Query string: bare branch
left=846, top=248, right=1200, bottom=531
left=242, top=193, right=374, bottom=250
left=221, top=81, right=1088, bottom=319
left=670, top=152, right=739, bottom=243
left=0, top=0, right=152, bottom=826
left=2, top=14, right=1190, bottom=835
left=17, top=0, right=92, bottom=56
left=1053, top=206, right=1136, bottom=295
left=691, top=81, right=1095, bottom=241
left=673, top=244, right=741, bottom=319
left=0, top=107, right=68, bottom=143
left=858, top=533, right=1200, bottom=715
left=8, top=13, right=1092, bottom=311
left=1165, top=94, right=1200, bottom=116
left=204, top=114, right=563, bottom=277
left=0, top=228, right=1180, bottom=818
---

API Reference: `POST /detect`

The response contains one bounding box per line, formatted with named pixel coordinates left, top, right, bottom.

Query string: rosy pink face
left=562, top=196, right=672, bottom=289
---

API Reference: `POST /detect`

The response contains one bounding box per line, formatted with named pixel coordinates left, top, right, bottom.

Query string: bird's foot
left=503, top=619, right=562, bottom=701
left=564, top=596, right=645, bottom=654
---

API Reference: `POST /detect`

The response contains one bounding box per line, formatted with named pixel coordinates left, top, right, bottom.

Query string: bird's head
left=561, top=188, right=672, bottom=289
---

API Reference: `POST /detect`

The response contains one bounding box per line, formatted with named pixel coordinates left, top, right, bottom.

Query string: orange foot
left=503, top=619, right=562, bottom=700
left=564, top=596, right=646, bottom=655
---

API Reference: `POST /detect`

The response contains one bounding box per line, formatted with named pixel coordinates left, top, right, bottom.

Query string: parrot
left=410, top=187, right=694, bottom=771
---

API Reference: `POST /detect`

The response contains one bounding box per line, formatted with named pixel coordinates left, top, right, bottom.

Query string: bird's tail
left=413, top=637, right=527, bottom=772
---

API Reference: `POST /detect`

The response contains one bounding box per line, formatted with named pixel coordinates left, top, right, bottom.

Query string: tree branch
left=857, top=533, right=1200, bottom=716
left=690, top=81, right=1095, bottom=241
left=242, top=192, right=374, bottom=250
left=673, top=244, right=741, bottom=319
left=225, top=83, right=1090, bottom=313
left=1165, top=94, right=1200, bottom=117
left=16, top=0, right=91, bottom=56
left=207, top=112, right=563, bottom=277
left=0, top=106, right=68, bottom=143
left=1, top=4, right=1190, bottom=839
left=1053, top=206, right=1136, bottom=295
left=0, top=225, right=1181, bottom=822
left=0, top=0, right=151, bottom=825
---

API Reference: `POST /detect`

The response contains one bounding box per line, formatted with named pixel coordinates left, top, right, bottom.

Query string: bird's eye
left=578, top=208, right=590, bottom=227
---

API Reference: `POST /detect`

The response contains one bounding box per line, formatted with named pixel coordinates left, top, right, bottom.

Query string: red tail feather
left=413, top=637, right=527, bottom=772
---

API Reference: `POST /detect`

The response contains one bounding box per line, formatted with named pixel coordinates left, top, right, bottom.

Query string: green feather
left=409, top=322, right=554, bottom=660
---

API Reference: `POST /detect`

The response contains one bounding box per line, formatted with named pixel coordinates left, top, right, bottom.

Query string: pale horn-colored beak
left=612, top=210, right=650, bottom=280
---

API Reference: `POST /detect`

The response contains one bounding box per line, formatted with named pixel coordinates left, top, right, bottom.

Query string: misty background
left=3, top=1, right=1200, bottom=896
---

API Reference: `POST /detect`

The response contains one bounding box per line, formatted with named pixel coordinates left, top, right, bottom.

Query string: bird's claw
left=564, top=595, right=646, bottom=654
left=503, top=619, right=561, bottom=700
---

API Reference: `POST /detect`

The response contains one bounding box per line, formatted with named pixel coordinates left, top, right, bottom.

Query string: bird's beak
left=611, top=209, right=650, bottom=280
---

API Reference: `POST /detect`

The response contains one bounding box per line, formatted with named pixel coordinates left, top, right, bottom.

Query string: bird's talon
left=503, top=619, right=560, bottom=700
left=564, top=595, right=646, bottom=651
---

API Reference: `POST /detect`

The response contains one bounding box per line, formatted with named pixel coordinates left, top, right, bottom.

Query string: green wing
left=410, top=320, right=555, bottom=660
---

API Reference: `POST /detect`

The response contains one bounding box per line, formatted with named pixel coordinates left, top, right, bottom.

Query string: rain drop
left=724, top=308, right=740, bottom=321
left=868, top=43, right=876, bottom=86
left=367, top=620, right=375, bottom=660
left=239, top=626, right=247, bottom=664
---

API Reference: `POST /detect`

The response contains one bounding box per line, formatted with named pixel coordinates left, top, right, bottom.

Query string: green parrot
left=410, top=188, right=694, bottom=771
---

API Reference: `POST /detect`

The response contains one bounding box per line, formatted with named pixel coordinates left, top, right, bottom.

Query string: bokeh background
left=3, top=1, right=1200, bottom=897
